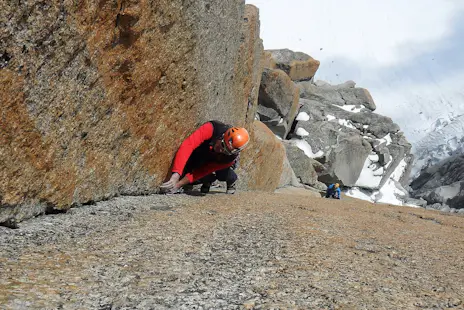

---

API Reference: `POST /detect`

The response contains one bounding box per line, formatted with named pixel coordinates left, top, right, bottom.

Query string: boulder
left=314, top=80, right=356, bottom=89
left=236, top=121, right=286, bottom=191
left=0, top=0, right=263, bottom=224
left=278, top=155, right=302, bottom=188
left=297, top=81, right=346, bottom=106
left=311, top=182, right=328, bottom=192
left=296, top=84, right=399, bottom=139
left=283, top=142, right=323, bottom=186
left=258, top=68, right=299, bottom=138
left=297, top=81, right=376, bottom=111
left=349, top=113, right=400, bottom=138
left=262, top=51, right=276, bottom=69
left=235, top=5, right=264, bottom=127
left=318, top=133, right=372, bottom=186
left=266, top=49, right=320, bottom=81
left=339, top=88, right=377, bottom=111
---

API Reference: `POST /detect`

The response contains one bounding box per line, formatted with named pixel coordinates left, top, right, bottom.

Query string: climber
left=160, top=120, right=250, bottom=195
left=325, top=183, right=341, bottom=199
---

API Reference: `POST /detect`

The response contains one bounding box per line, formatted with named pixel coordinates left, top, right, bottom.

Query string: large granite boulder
left=235, top=5, right=264, bottom=126
left=0, top=1, right=263, bottom=224
left=278, top=156, right=302, bottom=188
left=266, top=49, right=320, bottom=81
left=298, top=81, right=377, bottom=111
left=236, top=121, right=286, bottom=191
left=257, top=68, right=299, bottom=138
left=318, top=133, right=372, bottom=186
left=283, top=141, right=324, bottom=186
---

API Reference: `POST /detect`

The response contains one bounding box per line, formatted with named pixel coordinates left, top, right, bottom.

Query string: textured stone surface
left=257, top=68, right=299, bottom=138
left=318, top=133, right=372, bottom=186
left=284, top=142, right=321, bottom=186
left=262, top=50, right=276, bottom=69
left=298, top=81, right=377, bottom=111
left=236, top=121, right=286, bottom=191
left=233, top=4, right=264, bottom=127
left=0, top=1, right=263, bottom=223
left=339, top=88, right=377, bottom=111
left=293, top=93, right=410, bottom=190
left=1, top=193, right=463, bottom=308
left=267, top=49, right=320, bottom=81
left=277, top=155, right=301, bottom=188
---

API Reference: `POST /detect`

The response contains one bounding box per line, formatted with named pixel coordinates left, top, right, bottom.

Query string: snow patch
left=338, top=119, right=356, bottom=129
left=296, top=127, right=310, bottom=137
left=372, top=179, right=407, bottom=206
left=345, top=187, right=374, bottom=203
left=391, top=158, right=407, bottom=181
left=326, top=114, right=357, bottom=130
left=376, top=133, right=392, bottom=146
left=296, top=112, right=310, bottom=121
left=405, top=203, right=422, bottom=208
left=327, top=114, right=336, bottom=121
left=355, top=153, right=383, bottom=188
left=292, top=139, right=324, bottom=158
left=368, top=154, right=379, bottom=162
left=337, top=104, right=363, bottom=113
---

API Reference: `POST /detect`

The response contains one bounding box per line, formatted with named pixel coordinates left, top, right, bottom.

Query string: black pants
left=325, top=190, right=339, bottom=199
left=199, top=167, right=237, bottom=187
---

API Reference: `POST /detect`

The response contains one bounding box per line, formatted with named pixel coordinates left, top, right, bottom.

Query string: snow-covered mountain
left=412, top=115, right=464, bottom=178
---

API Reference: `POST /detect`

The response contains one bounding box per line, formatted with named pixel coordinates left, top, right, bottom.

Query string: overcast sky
left=246, top=0, right=464, bottom=143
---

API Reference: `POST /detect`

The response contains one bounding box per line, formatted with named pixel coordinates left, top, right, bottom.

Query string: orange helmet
left=222, top=127, right=249, bottom=155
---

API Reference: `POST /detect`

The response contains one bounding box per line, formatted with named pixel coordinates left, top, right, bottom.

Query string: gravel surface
left=1, top=190, right=463, bottom=309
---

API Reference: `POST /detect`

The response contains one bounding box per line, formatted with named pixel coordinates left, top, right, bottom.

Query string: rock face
left=292, top=80, right=412, bottom=192
left=318, top=133, right=373, bottom=186
left=266, top=49, right=320, bottom=81
left=253, top=49, right=413, bottom=204
left=277, top=156, right=301, bottom=189
left=298, top=80, right=377, bottom=111
left=257, top=68, right=299, bottom=138
left=0, top=1, right=263, bottom=223
left=283, top=141, right=324, bottom=187
left=234, top=5, right=264, bottom=126
left=410, top=154, right=464, bottom=209
left=236, top=121, right=286, bottom=191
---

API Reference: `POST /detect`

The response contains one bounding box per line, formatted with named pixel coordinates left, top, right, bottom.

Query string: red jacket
left=172, top=121, right=237, bottom=182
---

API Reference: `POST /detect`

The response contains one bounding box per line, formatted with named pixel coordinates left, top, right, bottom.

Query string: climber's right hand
left=160, top=173, right=181, bottom=193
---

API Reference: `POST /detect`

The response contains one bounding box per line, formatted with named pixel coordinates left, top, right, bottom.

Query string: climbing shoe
left=200, top=182, right=211, bottom=194
left=226, top=182, right=236, bottom=194
left=183, top=184, right=194, bottom=192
